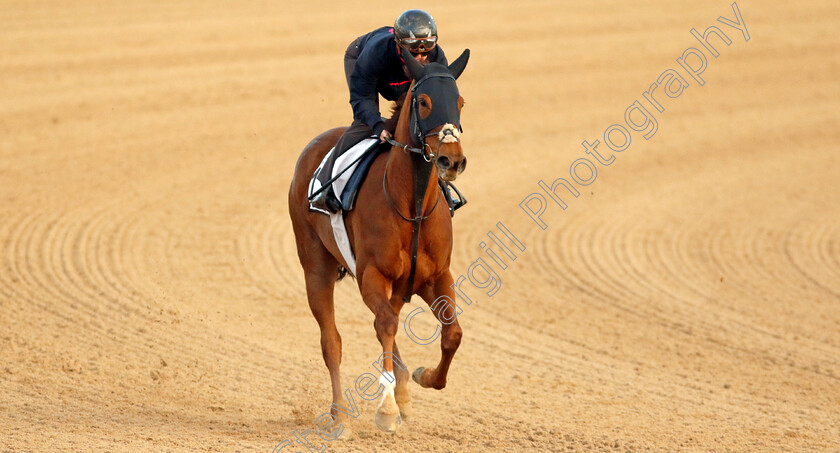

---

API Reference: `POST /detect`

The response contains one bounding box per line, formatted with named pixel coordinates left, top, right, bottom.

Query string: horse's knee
left=373, top=309, right=399, bottom=340
left=441, top=324, right=462, bottom=353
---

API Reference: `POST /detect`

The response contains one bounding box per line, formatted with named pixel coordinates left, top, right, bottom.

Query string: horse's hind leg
left=294, top=230, right=349, bottom=435
left=305, top=267, right=346, bottom=419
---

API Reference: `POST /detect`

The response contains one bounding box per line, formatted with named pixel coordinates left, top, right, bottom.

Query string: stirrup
left=439, top=180, right=467, bottom=217
left=310, top=188, right=341, bottom=214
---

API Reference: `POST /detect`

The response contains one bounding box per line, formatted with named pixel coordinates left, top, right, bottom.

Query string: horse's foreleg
left=413, top=273, right=463, bottom=390
left=392, top=340, right=412, bottom=420
left=360, top=267, right=402, bottom=432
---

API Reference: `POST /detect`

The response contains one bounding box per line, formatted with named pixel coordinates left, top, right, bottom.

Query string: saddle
left=308, top=139, right=467, bottom=216
left=308, top=138, right=387, bottom=214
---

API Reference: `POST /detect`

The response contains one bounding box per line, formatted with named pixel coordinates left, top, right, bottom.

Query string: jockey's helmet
left=394, top=10, right=438, bottom=54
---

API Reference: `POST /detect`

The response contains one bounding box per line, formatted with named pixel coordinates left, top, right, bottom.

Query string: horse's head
left=403, top=48, right=470, bottom=182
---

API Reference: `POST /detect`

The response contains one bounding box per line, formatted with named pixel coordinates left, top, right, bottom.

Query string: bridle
left=382, top=72, right=462, bottom=303
left=386, top=72, right=462, bottom=160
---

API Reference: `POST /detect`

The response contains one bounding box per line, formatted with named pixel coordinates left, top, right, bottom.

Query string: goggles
left=398, top=35, right=437, bottom=53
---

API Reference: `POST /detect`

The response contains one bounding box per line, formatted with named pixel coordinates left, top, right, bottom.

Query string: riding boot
left=310, top=188, right=341, bottom=213
left=310, top=120, right=375, bottom=213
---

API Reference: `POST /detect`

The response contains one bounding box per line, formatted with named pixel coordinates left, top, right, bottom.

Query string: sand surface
left=2, top=1, right=839, bottom=452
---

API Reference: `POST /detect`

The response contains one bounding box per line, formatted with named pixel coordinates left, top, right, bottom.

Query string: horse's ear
left=448, top=49, right=470, bottom=80
left=401, top=47, right=424, bottom=80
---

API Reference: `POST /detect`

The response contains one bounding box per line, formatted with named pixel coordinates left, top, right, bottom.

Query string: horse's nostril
left=437, top=156, right=451, bottom=169
left=458, top=157, right=467, bottom=172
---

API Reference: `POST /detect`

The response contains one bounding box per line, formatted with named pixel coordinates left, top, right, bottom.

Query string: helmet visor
left=398, top=36, right=437, bottom=53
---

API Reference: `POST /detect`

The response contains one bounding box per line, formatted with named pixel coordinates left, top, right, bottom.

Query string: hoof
left=397, top=400, right=413, bottom=421
left=326, top=411, right=352, bottom=440
left=411, top=367, right=426, bottom=386
left=374, top=410, right=401, bottom=433
left=375, top=392, right=401, bottom=433
left=329, top=425, right=352, bottom=440
left=412, top=367, right=437, bottom=388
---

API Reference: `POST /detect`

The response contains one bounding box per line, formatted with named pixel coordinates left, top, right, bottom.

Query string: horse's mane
left=382, top=92, right=408, bottom=134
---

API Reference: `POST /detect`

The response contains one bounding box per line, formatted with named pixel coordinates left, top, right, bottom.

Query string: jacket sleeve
left=348, top=44, right=386, bottom=136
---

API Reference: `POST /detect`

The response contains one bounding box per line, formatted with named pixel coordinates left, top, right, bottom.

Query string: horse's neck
left=385, top=88, right=438, bottom=215
left=385, top=145, right=438, bottom=218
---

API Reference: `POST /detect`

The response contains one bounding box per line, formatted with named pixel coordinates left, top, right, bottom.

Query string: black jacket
left=348, top=26, right=447, bottom=136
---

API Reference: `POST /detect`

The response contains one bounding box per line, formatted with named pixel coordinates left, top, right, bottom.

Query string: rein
left=385, top=138, right=430, bottom=160
left=381, top=165, right=441, bottom=223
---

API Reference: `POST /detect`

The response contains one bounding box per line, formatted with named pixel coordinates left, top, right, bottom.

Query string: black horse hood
left=413, top=64, right=462, bottom=135
left=402, top=48, right=470, bottom=141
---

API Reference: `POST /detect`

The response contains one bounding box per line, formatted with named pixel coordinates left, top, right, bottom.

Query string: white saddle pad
left=307, top=137, right=379, bottom=276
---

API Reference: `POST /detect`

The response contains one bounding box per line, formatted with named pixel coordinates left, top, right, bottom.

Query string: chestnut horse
left=287, top=48, right=470, bottom=433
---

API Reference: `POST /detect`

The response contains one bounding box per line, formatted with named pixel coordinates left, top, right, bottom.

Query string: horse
left=287, top=47, right=470, bottom=434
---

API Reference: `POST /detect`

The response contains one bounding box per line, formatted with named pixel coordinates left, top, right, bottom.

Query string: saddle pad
left=308, top=137, right=386, bottom=276
left=308, top=137, right=381, bottom=214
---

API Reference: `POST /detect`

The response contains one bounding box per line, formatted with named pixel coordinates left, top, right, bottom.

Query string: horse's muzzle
left=435, top=155, right=467, bottom=181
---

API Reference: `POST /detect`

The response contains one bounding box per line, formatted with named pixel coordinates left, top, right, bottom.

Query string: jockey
left=311, top=9, right=447, bottom=213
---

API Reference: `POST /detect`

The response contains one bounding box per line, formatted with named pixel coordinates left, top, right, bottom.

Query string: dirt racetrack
left=2, top=1, right=839, bottom=452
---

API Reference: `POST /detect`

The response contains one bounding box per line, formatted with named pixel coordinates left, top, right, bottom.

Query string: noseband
left=384, top=126, right=460, bottom=163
